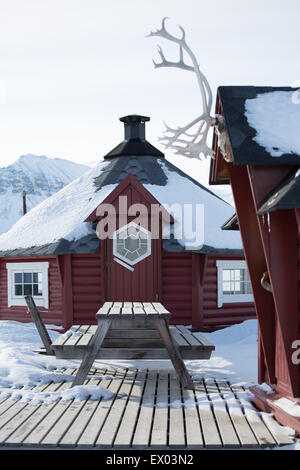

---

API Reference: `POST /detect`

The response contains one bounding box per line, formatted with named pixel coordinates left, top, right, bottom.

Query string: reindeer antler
left=148, top=18, right=215, bottom=159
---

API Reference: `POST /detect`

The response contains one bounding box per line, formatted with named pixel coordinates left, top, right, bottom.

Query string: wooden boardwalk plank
left=207, top=391, right=240, bottom=448
left=168, top=374, right=186, bottom=448
left=0, top=401, right=38, bottom=444
left=20, top=372, right=78, bottom=447
left=194, top=380, right=222, bottom=448
left=77, top=369, right=128, bottom=447
left=95, top=370, right=137, bottom=448
left=236, top=394, right=277, bottom=447
left=41, top=380, right=113, bottom=448
left=260, top=412, right=295, bottom=446
left=182, top=387, right=204, bottom=449
left=0, top=397, right=20, bottom=419
left=0, top=368, right=289, bottom=450
left=215, top=381, right=258, bottom=448
left=113, top=370, right=147, bottom=449
left=0, top=372, right=74, bottom=447
left=131, top=371, right=157, bottom=449
left=5, top=371, right=83, bottom=447
left=59, top=369, right=117, bottom=448
left=149, top=370, right=169, bottom=448
left=231, top=380, right=295, bottom=446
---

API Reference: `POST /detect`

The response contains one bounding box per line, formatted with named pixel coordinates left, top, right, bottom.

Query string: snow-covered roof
left=257, top=167, right=300, bottom=215
left=245, top=90, right=300, bottom=158
left=0, top=154, right=243, bottom=256
left=214, top=86, right=300, bottom=168
left=0, top=115, right=244, bottom=256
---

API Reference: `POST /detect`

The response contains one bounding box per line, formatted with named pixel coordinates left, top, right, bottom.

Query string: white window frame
left=216, top=260, right=253, bottom=308
left=6, top=262, right=49, bottom=308
left=113, top=222, right=151, bottom=267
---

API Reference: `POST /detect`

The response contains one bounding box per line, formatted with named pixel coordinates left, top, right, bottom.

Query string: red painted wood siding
left=0, top=251, right=256, bottom=332
left=274, top=220, right=299, bottom=396
left=0, top=257, right=63, bottom=326
left=298, top=233, right=300, bottom=336
left=161, top=252, right=193, bottom=325
left=161, top=251, right=256, bottom=331
left=71, top=252, right=103, bottom=325
left=202, top=254, right=256, bottom=332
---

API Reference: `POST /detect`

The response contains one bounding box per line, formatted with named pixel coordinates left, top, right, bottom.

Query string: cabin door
left=104, top=221, right=160, bottom=302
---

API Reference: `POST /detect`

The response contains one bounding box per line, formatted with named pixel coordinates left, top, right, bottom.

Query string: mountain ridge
left=0, top=154, right=89, bottom=235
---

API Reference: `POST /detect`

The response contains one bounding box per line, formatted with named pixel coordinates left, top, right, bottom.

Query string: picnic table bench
left=26, top=297, right=215, bottom=390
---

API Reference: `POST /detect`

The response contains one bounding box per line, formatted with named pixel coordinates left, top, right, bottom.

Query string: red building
left=210, top=86, right=300, bottom=433
left=0, top=115, right=255, bottom=331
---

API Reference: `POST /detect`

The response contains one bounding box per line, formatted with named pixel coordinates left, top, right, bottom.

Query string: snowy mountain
left=0, top=154, right=89, bottom=235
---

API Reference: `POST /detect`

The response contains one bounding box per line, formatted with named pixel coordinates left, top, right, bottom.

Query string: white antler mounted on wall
left=148, top=18, right=216, bottom=160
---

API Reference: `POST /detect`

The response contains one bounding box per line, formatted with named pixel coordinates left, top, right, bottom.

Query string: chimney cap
left=119, top=114, right=150, bottom=124
left=103, top=114, right=164, bottom=160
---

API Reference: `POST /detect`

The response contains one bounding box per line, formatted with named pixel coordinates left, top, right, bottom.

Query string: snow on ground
left=0, top=319, right=259, bottom=395
left=0, top=318, right=299, bottom=449
left=0, top=321, right=114, bottom=404
left=245, top=90, right=300, bottom=158
left=0, top=319, right=257, bottom=403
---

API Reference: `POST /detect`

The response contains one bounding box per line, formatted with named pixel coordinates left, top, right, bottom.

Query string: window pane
left=32, top=272, right=43, bottom=284
left=235, top=282, right=241, bottom=292
left=15, top=285, right=23, bottom=296
left=24, top=273, right=32, bottom=283
left=222, top=270, right=230, bottom=281
left=24, top=284, right=32, bottom=295
left=222, top=282, right=231, bottom=292
left=33, top=284, right=43, bottom=296
left=14, top=273, right=22, bottom=283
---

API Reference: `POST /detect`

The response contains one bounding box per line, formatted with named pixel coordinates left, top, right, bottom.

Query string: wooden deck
left=0, top=368, right=295, bottom=450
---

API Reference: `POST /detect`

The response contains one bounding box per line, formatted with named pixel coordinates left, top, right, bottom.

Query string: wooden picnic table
left=59, top=302, right=196, bottom=389
left=26, top=297, right=214, bottom=391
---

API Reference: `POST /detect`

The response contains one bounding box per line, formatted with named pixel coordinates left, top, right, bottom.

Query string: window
left=216, top=260, right=253, bottom=307
left=6, top=262, right=49, bottom=308
left=113, top=222, right=151, bottom=267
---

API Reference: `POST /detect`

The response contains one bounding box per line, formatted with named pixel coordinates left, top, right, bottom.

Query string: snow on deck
left=0, top=319, right=297, bottom=449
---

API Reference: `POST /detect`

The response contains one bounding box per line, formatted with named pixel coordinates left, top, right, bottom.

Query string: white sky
left=0, top=0, right=299, bottom=191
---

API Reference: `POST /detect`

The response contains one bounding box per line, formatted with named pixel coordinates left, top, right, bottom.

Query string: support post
left=25, top=295, right=54, bottom=356
left=229, top=164, right=276, bottom=385
left=71, top=319, right=111, bottom=387
left=154, top=318, right=194, bottom=389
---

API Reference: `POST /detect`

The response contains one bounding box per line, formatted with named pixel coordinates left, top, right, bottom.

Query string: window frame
left=113, top=222, right=152, bottom=267
left=6, top=262, right=49, bottom=308
left=216, top=260, right=253, bottom=308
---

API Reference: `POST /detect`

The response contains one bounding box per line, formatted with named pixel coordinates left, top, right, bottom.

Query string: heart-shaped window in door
left=113, top=222, right=151, bottom=271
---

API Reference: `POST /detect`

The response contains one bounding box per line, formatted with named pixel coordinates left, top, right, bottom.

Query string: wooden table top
left=96, top=302, right=171, bottom=319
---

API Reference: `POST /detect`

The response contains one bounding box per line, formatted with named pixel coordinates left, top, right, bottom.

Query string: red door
left=104, top=220, right=160, bottom=302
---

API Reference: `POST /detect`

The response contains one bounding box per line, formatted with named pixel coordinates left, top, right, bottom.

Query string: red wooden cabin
left=0, top=115, right=255, bottom=332
left=210, top=86, right=300, bottom=433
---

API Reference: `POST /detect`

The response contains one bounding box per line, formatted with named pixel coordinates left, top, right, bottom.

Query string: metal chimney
left=119, top=115, right=150, bottom=140
left=103, top=114, right=164, bottom=159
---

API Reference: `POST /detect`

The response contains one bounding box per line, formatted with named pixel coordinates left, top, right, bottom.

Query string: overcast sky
left=0, top=0, right=299, bottom=193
